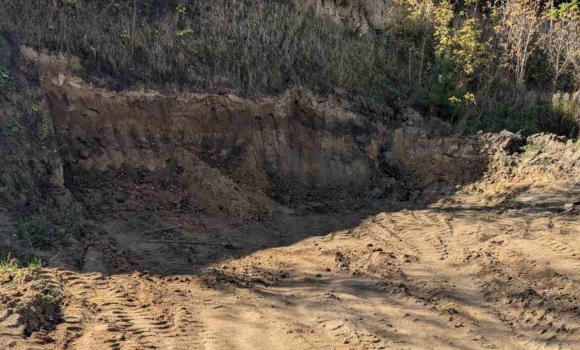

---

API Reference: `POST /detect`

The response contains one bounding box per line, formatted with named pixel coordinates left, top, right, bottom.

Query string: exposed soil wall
left=45, top=79, right=377, bottom=189
left=22, top=48, right=488, bottom=220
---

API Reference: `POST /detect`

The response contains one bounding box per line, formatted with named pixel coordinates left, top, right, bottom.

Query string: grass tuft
left=521, top=144, right=543, bottom=153
left=0, top=253, right=21, bottom=274
left=14, top=211, right=91, bottom=250
left=0, top=253, right=43, bottom=285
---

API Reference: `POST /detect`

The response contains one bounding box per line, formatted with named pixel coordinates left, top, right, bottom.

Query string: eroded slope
left=6, top=53, right=580, bottom=350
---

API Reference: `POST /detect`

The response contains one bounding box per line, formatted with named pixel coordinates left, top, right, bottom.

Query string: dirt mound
left=66, top=153, right=276, bottom=222
left=457, top=131, right=580, bottom=211
left=393, top=109, right=486, bottom=188
left=480, top=131, right=580, bottom=183
left=4, top=125, right=580, bottom=349
left=0, top=269, right=64, bottom=348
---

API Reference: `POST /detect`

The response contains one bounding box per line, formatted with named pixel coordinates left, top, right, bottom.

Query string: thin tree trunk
left=409, top=48, right=412, bottom=85
left=418, top=37, right=426, bottom=86
left=131, top=0, right=137, bottom=59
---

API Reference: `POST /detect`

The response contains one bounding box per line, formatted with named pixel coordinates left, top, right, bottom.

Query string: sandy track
left=4, top=181, right=580, bottom=349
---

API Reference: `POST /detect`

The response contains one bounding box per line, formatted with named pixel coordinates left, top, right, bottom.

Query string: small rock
left=22, top=274, right=33, bottom=282
left=78, top=148, right=90, bottom=159
left=564, top=203, right=575, bottom=210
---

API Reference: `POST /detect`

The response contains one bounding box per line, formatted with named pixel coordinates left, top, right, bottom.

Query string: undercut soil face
left=34, top=54, right=485, bottom=221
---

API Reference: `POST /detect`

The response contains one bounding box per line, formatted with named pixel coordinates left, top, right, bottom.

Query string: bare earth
left=3, top=135, right=580, bottom=350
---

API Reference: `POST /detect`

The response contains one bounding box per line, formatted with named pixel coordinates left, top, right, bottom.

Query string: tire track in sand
left=54, top=272, right=202, bottom=350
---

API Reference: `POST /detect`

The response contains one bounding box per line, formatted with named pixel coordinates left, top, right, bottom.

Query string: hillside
left=1, top=1, right=580, bottom=350
left=2, top=0, right=580, bottom=134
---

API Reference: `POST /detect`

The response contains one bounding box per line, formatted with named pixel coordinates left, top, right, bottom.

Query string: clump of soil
left=0, top=269, right=65, bottom=346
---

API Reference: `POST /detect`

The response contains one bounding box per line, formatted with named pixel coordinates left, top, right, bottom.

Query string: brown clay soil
left=2, top=133, right=580, bottom=350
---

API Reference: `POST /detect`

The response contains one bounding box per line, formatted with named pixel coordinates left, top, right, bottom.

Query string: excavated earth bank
left=3, top=50, right=580, bottom=350
left=27, top=48, right=484, bottom=222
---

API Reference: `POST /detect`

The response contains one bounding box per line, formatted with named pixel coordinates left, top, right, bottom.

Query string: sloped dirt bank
left=14, top=50, right=580, bottom=350
left=28, top=46, right=486, bottom=220
left=5, top=131, right=580, bottom=350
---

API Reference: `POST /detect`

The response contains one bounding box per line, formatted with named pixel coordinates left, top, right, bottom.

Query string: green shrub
left=548, top=93, right=580, bottom=136
left=14, top=211, right=91, bottom=250
left=452, top=89, right=580, bottom=136
left=410, top=53, right=456, bottom=120
left=1, top=169, right=31, bottom=191
left=459, top=101, right=541, bottom=135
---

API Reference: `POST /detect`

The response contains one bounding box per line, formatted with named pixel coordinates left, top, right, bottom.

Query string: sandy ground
left=3, top=134, right=580, bottom=349
left=3, top=176, right=580, bottom=350
left=2, top=46, right=579, bottom=350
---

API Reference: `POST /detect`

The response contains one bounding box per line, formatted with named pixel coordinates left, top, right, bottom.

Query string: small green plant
left=14, top=211, right=91, bottom=250
left=0, top=253, right=20, bottom=274
left=40, top=288, right=59, bottom=302
left=30, top=276, right=66, bottom=303
left=331, top=200, right=346, bottom=213
left=0, top=66, right=9, bottom=87
left=15, top=212, right=55, bottom=249
left=1, top=169, right=32, bottom=192
left=38, top=112, right=55, bottom=139
left=0, top=253, right=42, bottom=284
left=521, top=144, right=543, bottom=153
left=2, top=119, right=22, bottom=137
left=27, top=256, right=43, bottom=269
left=175, top=28, right=193, bottom=37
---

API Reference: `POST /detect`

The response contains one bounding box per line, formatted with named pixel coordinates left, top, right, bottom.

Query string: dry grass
left=0, top=0, right=405, bottom=98
left=1, top=0, right=578, bottom=135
